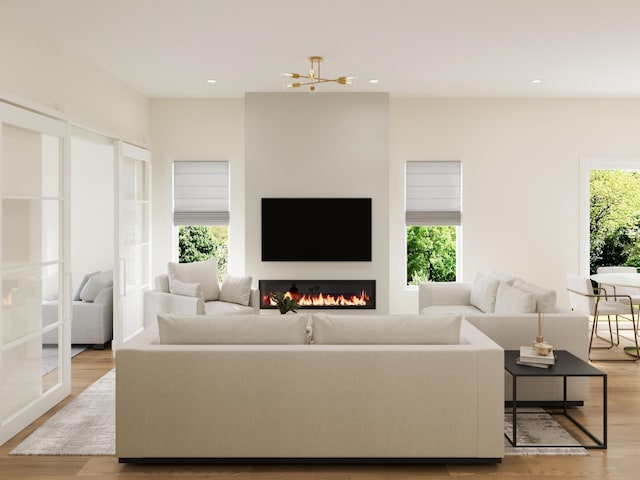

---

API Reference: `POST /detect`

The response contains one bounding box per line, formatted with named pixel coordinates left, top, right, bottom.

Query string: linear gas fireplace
left=259, top=279, right=376, bottom=310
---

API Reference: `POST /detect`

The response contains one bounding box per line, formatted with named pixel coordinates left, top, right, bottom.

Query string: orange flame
left=263, top=289, right=371, bottom=307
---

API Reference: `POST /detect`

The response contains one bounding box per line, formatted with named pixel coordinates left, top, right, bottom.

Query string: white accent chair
left=596, top=266, right=640, bottom=306
left=143, top=259, right=259, bottom=327
left=566, top=273, right=638, bottom=361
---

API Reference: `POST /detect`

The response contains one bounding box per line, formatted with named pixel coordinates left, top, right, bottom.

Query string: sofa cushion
left=469, top=274, right=500, bottom=313
left=72, top=271, right=99, bottom=301
left=421, top=305, right=483, bottom=315
left=169, top=279, right=204, bottom=299
left=204, top=301, right=256, bottom=315
left=486, top=268, right=516, bottom=285
left=312, top=313, right=462, bottom=345
left=157, top=313, right=309, bottom=345
left=494, top=281, right=536, bottom=314
left=79, top=270, right=113, bottom=303
left=512, top=278, right=556, bottom=313
left=168, top=259, right=220, bottom=302
left=219, top=274, right=252, bottom=306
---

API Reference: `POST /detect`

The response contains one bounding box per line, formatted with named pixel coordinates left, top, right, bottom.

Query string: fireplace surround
left=259, top=279, right=376, bottom=310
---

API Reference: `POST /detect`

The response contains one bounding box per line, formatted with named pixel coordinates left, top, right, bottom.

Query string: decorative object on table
left=534, top=312, right=553, bottom=355
left=518, top=345, right=556, bottom=368
left=268, top=291, right=300, bottom=314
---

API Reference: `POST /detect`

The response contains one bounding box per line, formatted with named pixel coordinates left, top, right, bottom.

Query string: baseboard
left=119, top=457, right=502, bottom=465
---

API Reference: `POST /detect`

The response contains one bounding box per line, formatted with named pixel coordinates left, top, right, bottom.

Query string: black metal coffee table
left=504, top=350, right=607, bottom=449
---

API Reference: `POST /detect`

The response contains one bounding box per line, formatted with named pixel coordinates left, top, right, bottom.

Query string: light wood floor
left=1, top=342, right=639, bottom=480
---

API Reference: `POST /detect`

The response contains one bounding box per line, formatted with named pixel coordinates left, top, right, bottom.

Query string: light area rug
left=11, top=370, right=585, bottom=457
left=10, top=369, right=115, bottom=456
left=504, top=408, right=587, bottom=456
left=42, top=346, right=87, bottom=375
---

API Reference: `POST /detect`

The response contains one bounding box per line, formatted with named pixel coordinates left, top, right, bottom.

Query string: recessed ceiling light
left=531, top=79, right=542, bottom=84
left=206, top=79, right=217, bottom=84
left=369, top=79, right=380, bottom=84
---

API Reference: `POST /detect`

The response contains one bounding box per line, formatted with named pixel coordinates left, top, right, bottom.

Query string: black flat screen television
left=261, top=198, right=372, bottom=261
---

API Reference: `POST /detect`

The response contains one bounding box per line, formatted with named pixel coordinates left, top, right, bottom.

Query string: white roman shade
left=173, top=161, right=229, bottom=225
left=405, top=161, right=462, bottom=226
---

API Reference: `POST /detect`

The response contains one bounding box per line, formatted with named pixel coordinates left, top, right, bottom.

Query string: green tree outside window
left=406, top=226, right=456, bottom=284
left=178, top=226, right=228, bottom=280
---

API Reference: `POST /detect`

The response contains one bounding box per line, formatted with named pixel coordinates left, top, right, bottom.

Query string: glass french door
left=113, top=142, right=151, bottom=349
left=0, top=102, right=70, bottom=445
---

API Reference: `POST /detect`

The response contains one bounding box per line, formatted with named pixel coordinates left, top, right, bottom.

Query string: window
left=405, top=161, right=462, bottom=285
left=173, top=161, right=229, bottom=278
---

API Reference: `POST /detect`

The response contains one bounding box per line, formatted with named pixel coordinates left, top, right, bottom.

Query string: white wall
left=390, top=98, right=640, bottom=312
left=245, top=93, right=390, bottom=313
left=0, top=4, right=149, bottom=145
left=149, top=98, right=245, bottom=277
left=70, top=137, right=114, bottom=288
left=148, top=96, right=640, bottom=314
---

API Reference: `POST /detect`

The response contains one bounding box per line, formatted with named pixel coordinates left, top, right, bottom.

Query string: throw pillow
left=494, top=281, right=536, bottom=314
left=486, top=268, right=516, bottom=285
left=169, top=279, right=203, bottom=299
left=168, top=259, right=220, bottom=302
left=219, top=274, right=253, bottom=306
left=79, top=270, right=113, bottom=302
left=469, top=274, right=500, bottom=313
left=72, top=271, right=99, bottom=301
left=311, top=313, right=462, bottom=345
left=512, top=278, right=557, bottom=313
left=157, top=313, right=309, bottom=345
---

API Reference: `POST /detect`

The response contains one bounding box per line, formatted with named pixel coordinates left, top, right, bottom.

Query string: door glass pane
left=3, top=264, right=58, bottom=345
left=0, top=337, right=42, bottom=422
left=1, top=126, right=59, bottom=198
left=2, top=199, right=59, bottom=270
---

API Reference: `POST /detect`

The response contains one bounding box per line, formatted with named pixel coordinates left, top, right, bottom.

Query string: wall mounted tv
left=261, top=198, right=372, bottom=261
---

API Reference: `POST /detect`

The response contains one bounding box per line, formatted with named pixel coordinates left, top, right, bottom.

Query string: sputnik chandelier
left=283, top=56, right=354, bottom=91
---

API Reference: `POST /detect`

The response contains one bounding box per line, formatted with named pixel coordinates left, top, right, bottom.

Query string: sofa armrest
left=418, top=282, right=472, bottom=313
left=143, top=290, right=205, bottom=327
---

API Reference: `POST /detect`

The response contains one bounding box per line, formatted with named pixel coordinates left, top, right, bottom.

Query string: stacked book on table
left=517, top=345, right=555, bottom=368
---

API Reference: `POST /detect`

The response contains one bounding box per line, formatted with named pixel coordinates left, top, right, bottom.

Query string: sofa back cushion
left=79, top=270, right=113, bottom=303
left=157, top=313, right=309, bottom=345
left=494, top=281, right=536, bottom=314
left=512, top=278, right=556, bottom=313
left=219, top=274, right=253, bottom=306
left=312, top=313, right=462, bottom=345
left=167, top=259, right=220, bottom=302
left=486, top=268, right=516, bottom=285
left=469, top=274, right=500, bottom=313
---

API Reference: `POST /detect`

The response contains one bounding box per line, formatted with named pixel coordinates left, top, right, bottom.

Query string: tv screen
left=262, top=198, right=372, bottom=261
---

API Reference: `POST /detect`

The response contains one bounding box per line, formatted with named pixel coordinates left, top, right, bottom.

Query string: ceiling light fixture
left=283, top=56, right=354, bottom=91
left=206, top=79, right=217, bottom=84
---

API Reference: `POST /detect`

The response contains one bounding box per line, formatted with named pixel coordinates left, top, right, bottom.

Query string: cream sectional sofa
left=419, top=270, right=590, bottom=404
left=116, top=313, right=504, bottom=463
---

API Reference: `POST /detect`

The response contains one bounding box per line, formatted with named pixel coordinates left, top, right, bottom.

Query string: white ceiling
left=3, top=0, right=640, bottom=98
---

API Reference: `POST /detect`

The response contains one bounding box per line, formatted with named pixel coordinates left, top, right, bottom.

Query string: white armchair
left=143, top=259, right=259, bottom=327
